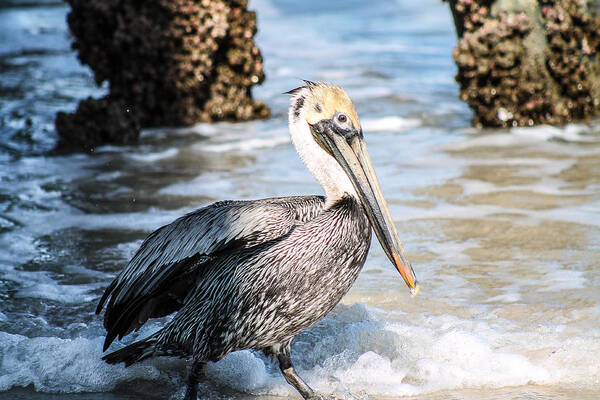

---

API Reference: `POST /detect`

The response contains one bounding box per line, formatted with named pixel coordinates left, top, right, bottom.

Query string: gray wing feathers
left=97, top=196, right=324, bottom=349
left=106, top=196, right=324, bottom=304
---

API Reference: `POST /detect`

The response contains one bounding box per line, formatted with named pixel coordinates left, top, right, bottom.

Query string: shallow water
left=0, top=0, right=599, bottom=399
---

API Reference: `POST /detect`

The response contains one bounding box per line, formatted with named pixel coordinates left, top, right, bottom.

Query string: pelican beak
left=310, top=120, right=419, bottom=295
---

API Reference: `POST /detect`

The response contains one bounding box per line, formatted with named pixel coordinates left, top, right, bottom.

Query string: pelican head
left=287, top=81, right=419, bottom=294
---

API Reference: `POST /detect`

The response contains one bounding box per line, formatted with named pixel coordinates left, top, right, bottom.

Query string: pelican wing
left=97, top=195, right=325, bottom=350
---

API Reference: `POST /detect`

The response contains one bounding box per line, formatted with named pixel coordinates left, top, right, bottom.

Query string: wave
left=1, top=303, right=597, bottom=396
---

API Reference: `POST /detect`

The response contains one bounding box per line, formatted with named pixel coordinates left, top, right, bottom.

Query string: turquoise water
left=1, top=1, right=599, bottom=399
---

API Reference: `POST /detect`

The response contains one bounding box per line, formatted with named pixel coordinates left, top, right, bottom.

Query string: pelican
left=97, top=81, right=419, bottom=400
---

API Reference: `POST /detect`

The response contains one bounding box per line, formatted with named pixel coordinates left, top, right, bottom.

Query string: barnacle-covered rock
left=56, top=0, right=270, bottom=151
left=444, top=0, right=600, bottom=127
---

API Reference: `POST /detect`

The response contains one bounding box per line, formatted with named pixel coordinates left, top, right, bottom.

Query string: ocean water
left=1, top=0, right=599, bottom=399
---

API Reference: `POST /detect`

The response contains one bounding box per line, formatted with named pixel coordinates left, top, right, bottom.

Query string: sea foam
left=1, top=303, right=598, bottom=397
left=0, top=332, right=165, bottom=393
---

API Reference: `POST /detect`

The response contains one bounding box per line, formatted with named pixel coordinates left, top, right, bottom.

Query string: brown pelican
left=96, top=81, right=419, bottom=400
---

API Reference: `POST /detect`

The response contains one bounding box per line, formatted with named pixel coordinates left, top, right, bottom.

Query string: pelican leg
left=276, top=342, right=321, bottom=400
left=183, top=360, right=206, bottom=400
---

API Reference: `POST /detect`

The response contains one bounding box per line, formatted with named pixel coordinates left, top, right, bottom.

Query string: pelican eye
left=333, top=112, right=353, bottom=131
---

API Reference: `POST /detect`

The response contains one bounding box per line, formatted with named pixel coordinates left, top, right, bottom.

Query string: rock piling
left=56, top=0, right=270, bottom=151
left=445, top=0, right=600, bottom=127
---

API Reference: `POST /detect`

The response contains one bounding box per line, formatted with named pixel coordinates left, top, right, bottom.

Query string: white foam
left=141, top=121, right=265, bottom=140
left=240, top=304, right=565, bottom=397
left=0, top=332, right=172, bottom=393
left=446, top=125, right=600, bottom=156
left=140, top=124, right=217, bottom=139
left=127, top=148, right=179, bottom=162
left=289, top=304, right=595, bottom=396
left=0, top=262, right=52, bottom=287
left=362, top=116, right=421, bottom=132
left=0, top=302, right=598, bottom=396
left=205, top=351, right=268, bottom=393
left=510, top=123, right=600, bottom=143
left=538, top=267, right=587, bottom=292
left=533, top=203, right=600, bottom=227
left=142, top=121, right=290, bottom=153
left=15, top=283, right=100, bottom=304
left=198, top=135, right=290, bottom=153
left=485, top=284, right=523, bottom=303
left=204, top=304, right=599, bottom=396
